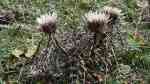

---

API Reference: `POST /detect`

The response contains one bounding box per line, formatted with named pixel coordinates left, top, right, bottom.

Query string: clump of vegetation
left=0, top=0, right=150, bottom=84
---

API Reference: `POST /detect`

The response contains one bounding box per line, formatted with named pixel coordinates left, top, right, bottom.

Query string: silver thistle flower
left=85, top=12, right=110, bottom=33
left=36, top=13, right=57, bottom=33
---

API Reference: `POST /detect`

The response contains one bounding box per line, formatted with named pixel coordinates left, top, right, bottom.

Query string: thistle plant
left=30, top=13, right=57, bottom=79
left=84, top=6, right=121, bottom=75
left=85, top=6, right=121, bottom=40
left=27, top=6, right=122, bottom=83
left=85, top=6, right=121, bottom=47
left=36, top=13, right=57, bottom=47
left=85, top=12, right=110, bottom=48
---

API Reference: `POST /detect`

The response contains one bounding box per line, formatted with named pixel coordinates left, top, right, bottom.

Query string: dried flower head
left=102, top=6, right=121, bottom=21
left=36, top=13, right=57, bottom=33
left=85, top=12, right=111, bottom=33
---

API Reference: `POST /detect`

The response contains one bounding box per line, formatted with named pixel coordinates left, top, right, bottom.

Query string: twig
left=1, top=71, right=17, bottom=75
left=111, top=47, right=120, bottom=79
left=33, top=34, right=44, bottom=56
left=17, top=60, right=26, bottom=83
left=83, top=71, right=86, bottom=84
